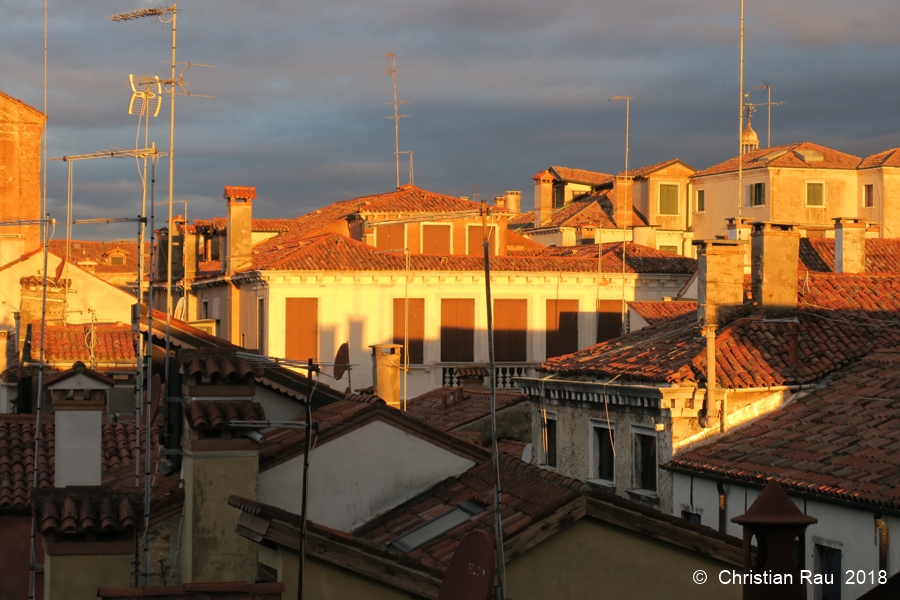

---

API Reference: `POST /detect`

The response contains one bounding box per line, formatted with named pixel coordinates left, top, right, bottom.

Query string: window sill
left=626, top=489, right=659, bottom=503
left=586, top=479, right=616, bottom=493
left=805, top=205, right=826, bottom=209
left=538, top=464, right=557, bottom=472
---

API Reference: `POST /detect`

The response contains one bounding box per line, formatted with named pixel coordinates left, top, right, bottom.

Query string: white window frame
left=539, top=410, right=558, bottom=470
left=863, top=183, right=875, bottom=209
left=658, top=183, right=680, bottom=216
left=420, top=222, right=453, bottom=254
left=465, top=223, right=498, bottom=256
left=657, top=244, right=679, bottom=254
left=589, top=419, right=615, bottom=486
left=805, top=181, right=826, bottom=208
left=695, top=189, right=706, bottom=213
left=375, top=222, right=407, bottom=251
left=630, top=425, right=659, bottom=495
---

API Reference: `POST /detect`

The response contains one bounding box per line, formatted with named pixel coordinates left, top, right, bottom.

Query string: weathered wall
left=258, top=419, right=476, bottom=531
left=452, top=400, right=532, bottom=445
left=44, top=552, right=131, bottom=600
left=506, top=518, right=740, bottom=600
left=0, top=515, right=43, bottom=600
left=0, top=92, right=44, bottom=256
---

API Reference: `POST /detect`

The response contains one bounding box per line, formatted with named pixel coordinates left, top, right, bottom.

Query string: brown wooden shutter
left=285, top=298, right=318, bottom=362
left=467, top=226, right=496, bottom=257
left=393, top=298, right=425, bottom=364
left=494, top=299, right=527, bottom=362
left=375, top=224, right=405, bottom=251
left=422, top=224, right=451, bottom=254
left=546, top=299, right=578, bottom=358
left=596, top=299, right=622, bottom=343
left=441, top=299, right=475, bottom=362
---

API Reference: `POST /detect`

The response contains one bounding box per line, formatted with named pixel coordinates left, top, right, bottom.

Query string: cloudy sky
left=3, top=0, right=900, bottom=239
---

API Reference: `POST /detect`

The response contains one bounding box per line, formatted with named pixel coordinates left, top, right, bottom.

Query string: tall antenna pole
left=749, top=84, right=786, bottom=149
left=609, top=95, right=631, bottom=335
left=382, top=53, right=408, bottom=190
left=737, top=0, right=745, bottom=236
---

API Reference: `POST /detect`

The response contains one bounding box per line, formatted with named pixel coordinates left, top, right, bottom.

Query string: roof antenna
left=383, top=53, right=409, bottom=190
left=749, top=84, right=787, bottom=149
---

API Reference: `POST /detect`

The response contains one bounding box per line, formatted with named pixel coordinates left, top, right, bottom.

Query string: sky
left=3, top=0, right=900, bottom=239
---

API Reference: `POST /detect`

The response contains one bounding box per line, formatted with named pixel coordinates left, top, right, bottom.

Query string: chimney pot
left=223, top=186, right=255, bottom=276
left=370, top=344, right=402, bottom=409
left=834, top=217, right=866, bottom=274
left=505, top=191, right=522, bottom=215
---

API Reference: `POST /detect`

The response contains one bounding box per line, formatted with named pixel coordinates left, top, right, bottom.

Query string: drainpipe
left=875, top=515, right=889, bottom=571
left=701, top=325, right=717, bottom=428
left=717, top=481, right=727, bottom=535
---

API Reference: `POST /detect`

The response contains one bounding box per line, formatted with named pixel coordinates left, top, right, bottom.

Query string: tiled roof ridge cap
left=498, top=452, right=587, bottom=492
left=617, top=157, right=682, bottom=177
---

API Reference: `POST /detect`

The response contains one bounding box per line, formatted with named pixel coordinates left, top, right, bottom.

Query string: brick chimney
left=223, top=186, right=255, bottom=276
left=505, top=190, right=521, bottom=215
left=613, top=177, right=634, bottom=229
left=694, top=239, right=747, bottom=326
left=750, top=222, right=800, bottom=317
left=533, top=171, right=554, bottom=228
left=834, top=217, right=866, bottom=274
left=46, top=362, right=114, bottom=487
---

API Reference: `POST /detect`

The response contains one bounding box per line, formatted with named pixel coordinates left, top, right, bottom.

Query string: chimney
left=834, top=217, right=866, bottom=274
left=370, top=343, right=401, bottom=408
left=726, top=218, right=752, bottom=274
left=750, top=222, right=800, bottom=317
left=505, top=191, right=521, bottom=215
left=48, top=362, right=114, bottom=487
left=533, top=171, right=554, bottom=228
left=613, top=177, right=634, bottom=229
left=494, top=196, right=506, bottom=210
left=223, top=186, right=255, bottom=276
left=694, top=239, right=747, bottom=326
left=183, top=223, right=199, bottom=307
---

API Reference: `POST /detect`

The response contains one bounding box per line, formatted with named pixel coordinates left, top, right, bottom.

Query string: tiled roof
left=31, top=322, right=136, bottom=364
left=511, top=241, right=695, bottom=274
left=193, top=218, right=303, bottom=234
left=616, top=158, right=693, bottom=179
left=356, top=185, right=490, bottom=215
left=0, top=414, right=155, bottom=511
left=668, top=351, right=900, bottom=511
left=34, top=488, right=140, bottom=534
left=405, top=387, right=527, bottom=432
left=184, top=401, right=267, bottom=430
left=223, top=186, right=257, bottom=200
left=692, top=142, right=862, bottom=177
left=548, top=166, right=614, bottom=187
left=507, top=190, right=648, bottom=232
left=246, top=232, right=695, bottom=275
left=353, top=454, right=584, bottom=571
left=497, top=439, right=530, bottom=460
left=179, top=349, right=263, bottom=381
left=859, top=148, right=900, bottom=169
left=48, top=240, right=149, bottom=274
left=799, top=238, right=900, bottom=274
left=543, top=274, right=900, bottom=388
left=99, top=582, right=285, bottom=600
left=630, top=300, right=698, bottom=326
left=43, top=360, right=116, bottom=388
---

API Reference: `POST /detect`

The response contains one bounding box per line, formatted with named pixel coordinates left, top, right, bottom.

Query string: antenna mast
left=749, top=84, right=787, bottom=148
left=382, top=53, right=409, bottom=189
left=737, top=0, right=745, bottom=235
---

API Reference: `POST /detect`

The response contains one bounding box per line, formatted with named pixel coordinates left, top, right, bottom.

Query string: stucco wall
left=258, top=419, right=475, bottom=531
left=506, top=518, right=741, bottom=600
left=44, top=552, right=131, bottom=600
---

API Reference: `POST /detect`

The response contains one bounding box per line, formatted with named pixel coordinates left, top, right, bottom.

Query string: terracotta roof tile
left=405, top=387, right=527, bottom=432
left=183, top=401, right=267, bottom=430
left=34, top=488, right=140, bottom=534
left=799, top=238, right=900, bottom=274
left=668, top=351, right=900, bottom=510
left=616, top=158, right=692, bottom=179
left=507, top=189, right=648, bottom=232
left=223, top=186, right=257, bottom=200
left=32, top=322, right=136, bottom=364
left=356, top=185, right=490, bottom=214
left=630, top=300, right=698, bottom=326
left=548, top=166, right=614, bottom=187
left=511, top=241, right=695, bottom=273
left=179, top=349, right=263, bottom=381
left=193, top=218, right=303, bottom=235
left=859, top=148, right=900, bottom=169
left=692, top=142, right=862, bottom=177
left=48, top=240, right=149, bottom=275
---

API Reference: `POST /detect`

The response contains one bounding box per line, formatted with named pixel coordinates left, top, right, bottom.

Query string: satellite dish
left=521, top=442, right=532, bottom=463
left=174, top=297, right=186, bottom=320
left=333, top=342, right=350, bottom=380
left=437, top=529, right=495, bottom=600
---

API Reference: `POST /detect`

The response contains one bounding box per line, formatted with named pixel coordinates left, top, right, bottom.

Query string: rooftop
left=507, top=189, right=649, bottom=232
left=629, top=300, right=698, bottom=326
left=616, top=158, right=693, bottom=179
left=800, top=238, right=900, bottom=274
left=405, top=387, right=528, bottom=432
left=692, top=142, right=862, bottom=177
left=548, top=166, right=614, bottom=187
left=30, top=322, right=136, bottom=365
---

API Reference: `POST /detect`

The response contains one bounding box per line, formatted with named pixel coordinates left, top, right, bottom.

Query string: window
left=285, top=298, right=318, bottom=362
left=596, top=300, right=622, bottom=344
left=658, top=245, right=679, bottom=254
left=554, top=186, right=565, bottom=209
left=393, top=298, right=424, bottom=364
left=682, top=511, right=701, bottom=525
left=391, top=501, right=484, bottom=553
left=257, top=298, right=265, bottom=353
left=592, top=422, right=615, bottom=483
left=546, top=299, right=578, bottom=358
left=493, top=299, right=527, bottom=362
left=466, top=225, right=497, bottom=257
left=864, top=184, right=875, bottom=208
left=632, top=429, right=658, bottom=493
left=696, top=189, right=705, bottom=213
left=807, top=182, right=825, bottom=207
left=422, top=224, right=451, bottom=254
left=110, top=255, right=125, bottom=266
left=375, top=223, right=405, bottom=251
left=658, top=184, right=679, bottom=215
left=750, top=182, right=765, bottom=206
left=201, top=300, right=209, bottom=320
left=540, top=412, right=557, bottom=468
left=814, top=544, right=841, bottom=600
left=441, top=299, right=475, bottom=362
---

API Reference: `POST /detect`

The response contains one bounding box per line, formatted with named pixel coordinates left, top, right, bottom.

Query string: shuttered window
left=493, top=299, right=527, bottom=362
left=750, top=183, right=765, bottom=206
left=659, top=184, right=679, bottom=215
left=546, top=299, right=578, bottom=358
left=375, top=224, right=405, bottom=251
left=441, top=299, right=475, bottom=362
left=596, top=299, right=622, bottom=343
left=422, top=224, right=451, bottom=254
left=393, top=298, right=425, bottom=365
left=807, top=182, right=824, bottom=207
left=696, top=189, right=705, bottom=212
left=467, top=225, right=496, bottom=257
left=285, top=298, right=318, bottom=362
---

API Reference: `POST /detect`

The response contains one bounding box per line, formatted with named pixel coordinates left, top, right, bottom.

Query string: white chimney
left=370, top=344, right=401, bottom=409
left=834, top=217, right=866, bottom=274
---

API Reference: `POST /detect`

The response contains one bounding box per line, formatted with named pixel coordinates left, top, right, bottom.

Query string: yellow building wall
left=44, top=552, right=132, bottom=600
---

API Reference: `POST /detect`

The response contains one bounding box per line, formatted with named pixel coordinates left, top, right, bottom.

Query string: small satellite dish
left=437, top=529, right=495, bottom=600
left=174, top=297, right=186, bottom=320
left=521, top=442, right=532, bottom=463
left=333, top=342, right=350, bottom=380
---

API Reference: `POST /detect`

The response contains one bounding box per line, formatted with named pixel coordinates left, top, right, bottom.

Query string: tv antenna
left=749, top=84, right=787, bottom=148
left=383, top=53, right=409, bottom=189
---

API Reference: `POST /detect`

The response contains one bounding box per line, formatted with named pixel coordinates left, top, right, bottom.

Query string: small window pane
left=658, top=245, right=678, bottom=254
left=594, top=426, right=615, bottom=482
left=659, top=184, right=679, bottom=215
left=864, top=184, right=874, bottom=208
left=807, top=183, right=824, bottom=206
left=697, top=190, right=705, bottom=212
left=543, top=417, right=557, bottom=468
left=751, top=183, right=765, bottom=206
left=634, top=432, right=657, bottom=492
